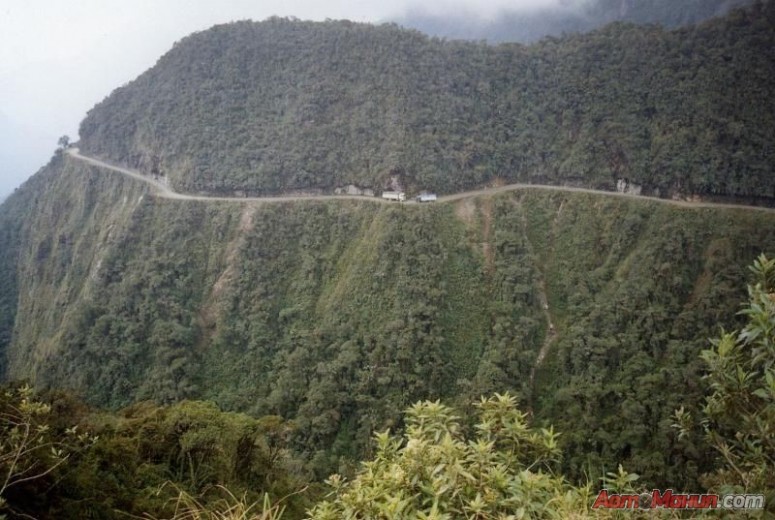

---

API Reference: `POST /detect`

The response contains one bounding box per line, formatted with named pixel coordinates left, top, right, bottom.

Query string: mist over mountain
left=394, top=0, right=756, bottom=42
left=0, top=111, right=56, bottom=200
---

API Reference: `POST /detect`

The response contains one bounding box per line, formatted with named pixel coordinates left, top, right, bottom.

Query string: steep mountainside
left=2, top=154, right=775, bottom=485
left=2, top=1, right=775, bottom=492
left=78, top=2, right=775, bottom=201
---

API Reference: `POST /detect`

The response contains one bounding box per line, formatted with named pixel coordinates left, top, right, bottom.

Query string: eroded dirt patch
left=212, top=204, right=257, bottom=298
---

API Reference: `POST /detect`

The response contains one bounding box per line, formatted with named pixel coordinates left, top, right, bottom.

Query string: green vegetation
left=308, top=393, right=587, bottom=519
left=145, top=487, right=287, bottom=520
left=0, top=387, right=308, bottom=519
left=309, top=259, right=775, bottom=518
left=1, top=5, right=775, bottom=515
left=78, top=2, right=775, bottom=201
left=0, top=384, right=95, bottom=516
left=675, top=254, right=775, bottom=501
left=0, top=257, right=772, bottom=516
left=2, top=156, right=775, bottom=493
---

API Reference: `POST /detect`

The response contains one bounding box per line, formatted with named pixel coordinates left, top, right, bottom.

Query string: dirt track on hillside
left=66, top=148, right=775, bottom=213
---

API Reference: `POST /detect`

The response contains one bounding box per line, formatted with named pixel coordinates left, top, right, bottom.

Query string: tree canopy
left=78, top=2, right=775, bottom=202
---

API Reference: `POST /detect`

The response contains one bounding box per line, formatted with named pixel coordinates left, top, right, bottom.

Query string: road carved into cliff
left=67, top=148, right=775, bottom=213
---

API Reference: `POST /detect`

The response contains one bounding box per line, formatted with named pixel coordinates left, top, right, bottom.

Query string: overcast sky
left=0, top=0, right=577, bottom=198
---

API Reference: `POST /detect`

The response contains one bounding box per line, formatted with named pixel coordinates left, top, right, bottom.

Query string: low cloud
left=397, top=0, right=591, bottom=20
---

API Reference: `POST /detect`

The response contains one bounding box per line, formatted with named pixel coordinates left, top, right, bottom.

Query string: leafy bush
left=0, top=384, right=96, bottom=518
left=675, top=254, right=775, bottom=511
left=307, top=393, right=598, bottom=519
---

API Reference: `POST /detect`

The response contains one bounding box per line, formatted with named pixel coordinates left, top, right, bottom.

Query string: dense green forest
left=2, top=255, right=774, bottom=517
left=0, top=384, right=311, bottom=519
left=2, top=155, right=774, bottom=495
left=78, top=1, right=775, bottom=201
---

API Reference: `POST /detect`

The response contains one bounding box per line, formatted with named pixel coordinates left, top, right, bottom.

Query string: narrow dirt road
left=438, top=182, right=775, bottom=213
left=66, top=148, right=390, bottom=204
left=67, top=148, right=775, bottom=213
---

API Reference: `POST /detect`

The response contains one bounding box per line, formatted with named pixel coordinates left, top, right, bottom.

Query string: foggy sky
left=0, top=0, right=582, bottom=199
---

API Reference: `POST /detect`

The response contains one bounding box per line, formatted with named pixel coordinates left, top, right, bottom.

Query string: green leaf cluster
left=0, top=388, right=309, bottom=520
left=307, top=394, right=595, bottom=520
left=697, top=254, right=775, bottom=497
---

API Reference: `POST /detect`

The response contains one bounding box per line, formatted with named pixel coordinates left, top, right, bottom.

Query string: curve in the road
left=66, top=148, right=775, bottom=213
left=67, top=149, right=387, bottom=204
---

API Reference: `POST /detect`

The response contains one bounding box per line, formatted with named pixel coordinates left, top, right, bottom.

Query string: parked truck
left=416, top=192, right=437, bottom=203
left=382, top=191, right=406, bottom=202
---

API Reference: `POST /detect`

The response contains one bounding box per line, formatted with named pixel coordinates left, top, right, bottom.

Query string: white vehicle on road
left=382, top=191, right=406, bottom=202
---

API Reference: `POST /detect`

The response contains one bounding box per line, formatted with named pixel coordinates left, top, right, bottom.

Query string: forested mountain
left=78, top=1, right=775, bottom=202
left=2, top=3, right=775, bottom=514
left=396, top=0, right=756, bottom=43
